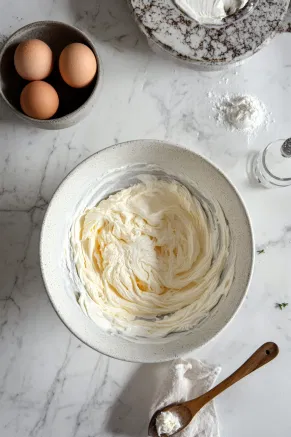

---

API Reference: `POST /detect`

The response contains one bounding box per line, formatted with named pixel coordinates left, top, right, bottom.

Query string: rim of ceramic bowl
left=40, top=140, right=255, bottom=362
left=0, top=20, right=102, bottom=125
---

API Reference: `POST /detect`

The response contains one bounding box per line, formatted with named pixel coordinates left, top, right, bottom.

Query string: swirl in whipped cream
left=70, top=178, right=235, bottom=339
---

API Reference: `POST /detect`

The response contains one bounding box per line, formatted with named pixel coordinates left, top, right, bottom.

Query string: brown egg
left=59, top=43, right=97, bottom=88
left=14, top=39, right=53, bottom=81
left=20, top=81, right=59, bottom=120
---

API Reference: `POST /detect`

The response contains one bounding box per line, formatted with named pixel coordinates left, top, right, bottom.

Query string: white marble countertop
left=1, top=1, right=291, bottom=437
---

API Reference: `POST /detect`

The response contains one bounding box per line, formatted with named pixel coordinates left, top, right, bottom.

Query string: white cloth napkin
left=150, top=358, right=221, bottom=437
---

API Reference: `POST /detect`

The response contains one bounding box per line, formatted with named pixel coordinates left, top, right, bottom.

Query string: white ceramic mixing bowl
left=40, top=140, right=254, bottom=362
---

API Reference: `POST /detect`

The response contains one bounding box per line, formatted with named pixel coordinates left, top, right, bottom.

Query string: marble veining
left=1, top=1, right=291, bottom=437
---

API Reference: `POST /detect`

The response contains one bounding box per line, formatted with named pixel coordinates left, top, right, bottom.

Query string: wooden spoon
left=148, top=342, right=279, bottom=437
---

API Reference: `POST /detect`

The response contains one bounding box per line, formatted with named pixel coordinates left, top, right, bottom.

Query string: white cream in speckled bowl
left=40, top=140, right=254, bottom=363
left=128, top=0, right=289, bottom=70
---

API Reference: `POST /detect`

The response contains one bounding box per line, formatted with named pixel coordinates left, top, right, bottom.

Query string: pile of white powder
left=156, top=411, right=182, bottom=436
left=211, top=93, right=270, bottom=138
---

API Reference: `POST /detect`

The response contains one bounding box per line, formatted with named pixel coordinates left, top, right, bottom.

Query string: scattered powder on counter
left=216, top=94, right=265, bottom=132
left=209, top=93, right=273, bottom=141
left=156, top=411, right=182, bottom=436
left=218, top=76, right=230, bottom=85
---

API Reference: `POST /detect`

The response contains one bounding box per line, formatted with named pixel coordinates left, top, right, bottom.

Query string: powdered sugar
left=156, top=411, right=182, bottom=436
left=215, top=94, right=266, bottom=132
left=209, top=92, right=273, bottom=142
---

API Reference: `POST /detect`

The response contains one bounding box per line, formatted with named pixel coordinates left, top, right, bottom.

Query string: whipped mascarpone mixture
left=71, top=179, right=235, bottom=339
left=175, top=0, right=248, bottom=24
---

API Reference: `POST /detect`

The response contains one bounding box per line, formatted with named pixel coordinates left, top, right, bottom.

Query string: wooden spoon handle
left=186, top=342, right=279, bottom=414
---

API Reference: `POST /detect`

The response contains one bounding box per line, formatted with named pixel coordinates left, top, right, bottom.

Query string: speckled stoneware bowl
left=0, top=21, right=102, bottom=129
left=40, top=140, right=254, bottom=363
left=128, top=0, right=289, bottom=70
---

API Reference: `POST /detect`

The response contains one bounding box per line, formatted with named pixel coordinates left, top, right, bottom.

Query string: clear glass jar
left=253, top=139, right=291, bottom=188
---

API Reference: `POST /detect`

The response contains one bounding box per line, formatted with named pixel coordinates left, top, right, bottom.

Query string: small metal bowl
left=0, top=21, right=102, bottom=130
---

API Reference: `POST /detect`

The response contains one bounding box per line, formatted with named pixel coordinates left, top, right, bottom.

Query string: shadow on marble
left=0, top=95, right=27, bottom=127
left=70, top=0, right=150, bottom=54
left=106, top=362, right=168, bottom=436
left=0, top=202, right=46, bottom=328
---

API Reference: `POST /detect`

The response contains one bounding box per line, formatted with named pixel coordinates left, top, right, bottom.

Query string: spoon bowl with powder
left=148, top=342, right=278, bottom=436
